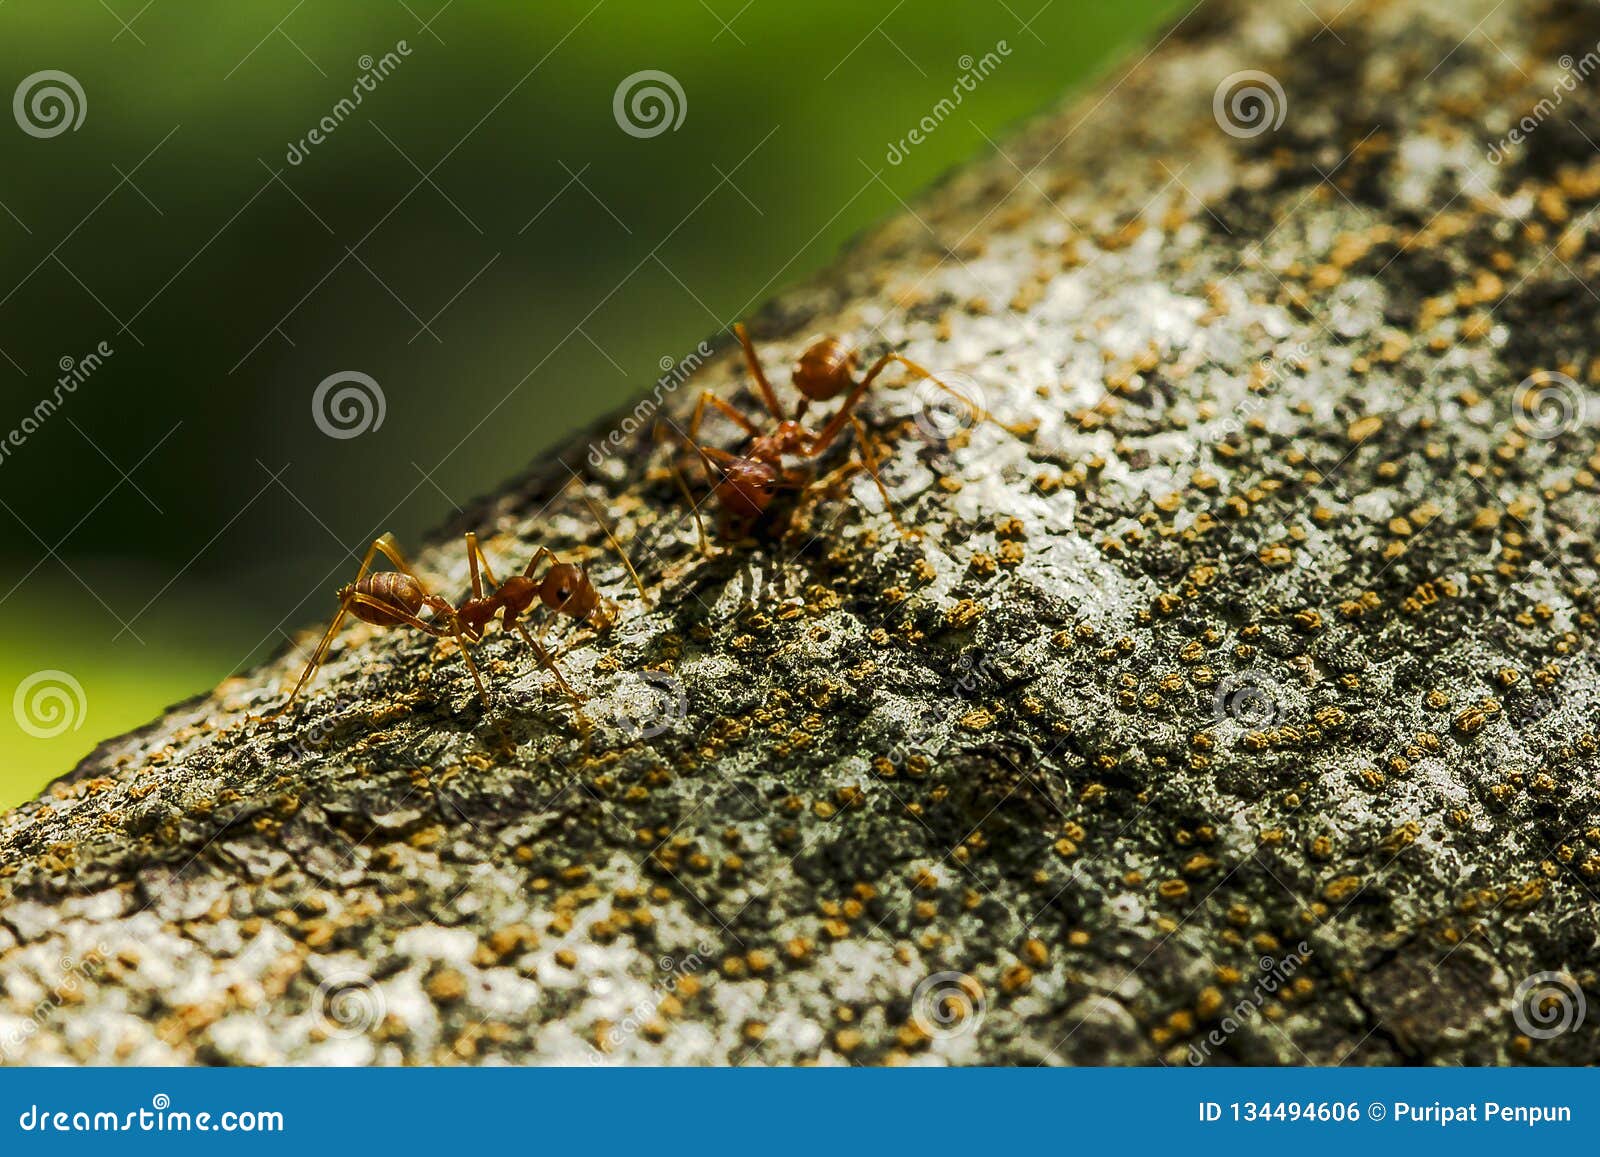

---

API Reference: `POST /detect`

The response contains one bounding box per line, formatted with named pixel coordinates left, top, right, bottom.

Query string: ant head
left=539, top=561, right=599, bottom=620
left=718, top=456, right=782, bottom=519
left=792, top=336, right=857, bottom=402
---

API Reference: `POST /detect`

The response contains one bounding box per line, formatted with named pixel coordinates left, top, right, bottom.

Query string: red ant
left=657, top=324, right=992, bottom=546
left=266, top=499, right=648, bottom=720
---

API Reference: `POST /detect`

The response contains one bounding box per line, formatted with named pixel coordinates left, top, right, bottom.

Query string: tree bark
left=4, top=0, right=1599, bottom=1065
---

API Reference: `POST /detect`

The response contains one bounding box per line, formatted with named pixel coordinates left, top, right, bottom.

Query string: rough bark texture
left=4, top=0, right=1600, bottom=1066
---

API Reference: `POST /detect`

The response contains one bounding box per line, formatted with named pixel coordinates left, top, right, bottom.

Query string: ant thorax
left=748, top=421, right=808, bottom=462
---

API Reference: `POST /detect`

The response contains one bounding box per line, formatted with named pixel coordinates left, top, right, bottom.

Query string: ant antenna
left=583, top=494, right=651, bottom=605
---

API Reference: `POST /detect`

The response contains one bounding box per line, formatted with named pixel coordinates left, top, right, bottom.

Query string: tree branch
left=3, top=0, right=1597, bottom=1064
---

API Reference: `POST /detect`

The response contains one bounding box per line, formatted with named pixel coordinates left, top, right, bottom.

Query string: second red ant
left=266, top=498, right=648, bottom=721
left=657, top=324, right=999, bottom=546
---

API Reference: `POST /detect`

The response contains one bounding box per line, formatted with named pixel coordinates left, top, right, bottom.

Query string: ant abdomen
left=792, top=337, right=857, bottom=401
left=346, top=572, right=426, bottom=627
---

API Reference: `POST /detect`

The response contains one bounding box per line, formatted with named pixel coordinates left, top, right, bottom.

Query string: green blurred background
left=0, top=0, right=1178, bottom=807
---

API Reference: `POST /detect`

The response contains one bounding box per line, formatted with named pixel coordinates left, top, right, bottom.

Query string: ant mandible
left=266, top=498, right=648, bottom=720
left=658, top=323, right=990, bottom=546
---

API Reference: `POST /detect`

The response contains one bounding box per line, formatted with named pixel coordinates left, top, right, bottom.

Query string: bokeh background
left=0, top=0, right=1179, bottom=807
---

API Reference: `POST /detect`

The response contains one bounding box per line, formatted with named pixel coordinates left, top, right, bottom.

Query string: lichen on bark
left=3, top=0, right=1599, bottom=1065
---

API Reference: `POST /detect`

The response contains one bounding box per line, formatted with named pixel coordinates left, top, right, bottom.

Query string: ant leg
left=470, top=533, right=528, bottom=590
left=848, top=413, right=915, bottom=539
left=344, top=593, right=493, bottom=712
left=802, top=361, right=883, bottom=458
left=511, top=619, right=585, bottom=706
left=654, top=421, right=713, bottom=555
left=520, top=547, right=552, bottom=580
left=734, top=322, right=786, bottom=421
left=690, top=389, right=763, bottom=444
left=884, top=352, right=1027, bottom=436
left=465, top=533, right=492, bottom=598
left=583, top=494, right=650, bottom=607
left=266, top=536, right=392, bottom=720
left=366, top=539, right=496, bottom=711
left=266, top=604, right=352, bottom=721
left=804, top=351, right=1015, bottom=459
left=366, top=533, right=455, bottom=606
